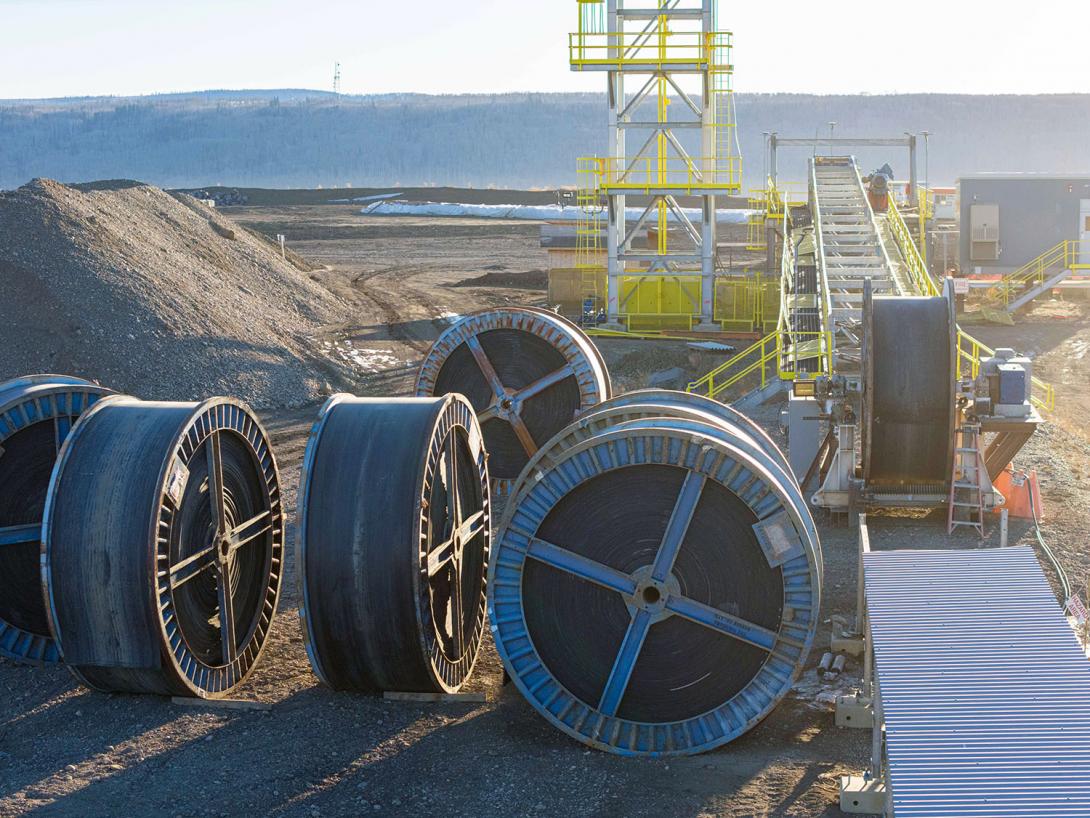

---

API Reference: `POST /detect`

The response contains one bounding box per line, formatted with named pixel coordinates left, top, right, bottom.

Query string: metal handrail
left=569, top=30, right=733, bottom=68
left=983, top=240, right=1089, bottom=305
left=886, top=195, right=940, bottom=297
left=956, top=329, right=1055, bottom=412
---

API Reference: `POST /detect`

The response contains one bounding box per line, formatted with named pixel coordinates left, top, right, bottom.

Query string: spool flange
left=416, top=308, right=610, bottom=492
left=0, top=375, right=113, bottom=664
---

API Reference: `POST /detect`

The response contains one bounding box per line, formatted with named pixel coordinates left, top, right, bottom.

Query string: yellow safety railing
left=570, top=30, right=732, bottom=70
left=887, top=193, right=940, bottom=297
left=685, top=329, right=834, bottom=400
left=956, top=329, right=1055, bottom=412
left=982, top=240, right=1090, bottom=305
left=583, top=155, right=742, bottom=193
left=575, top=158, right=605, bottom=270
left=888, top=195, right=1055, bottom=411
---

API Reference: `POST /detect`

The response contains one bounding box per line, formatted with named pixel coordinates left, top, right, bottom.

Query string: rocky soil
left=0, top=180, right=354, bottom=408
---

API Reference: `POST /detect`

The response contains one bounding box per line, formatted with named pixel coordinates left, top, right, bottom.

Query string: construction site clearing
left=3, top=2, right=1090, bottom=816
left=0, top=177, right=1087, bottom=817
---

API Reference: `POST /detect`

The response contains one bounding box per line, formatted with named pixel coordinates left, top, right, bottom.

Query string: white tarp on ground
left=360, top=200, right=752, bottom=223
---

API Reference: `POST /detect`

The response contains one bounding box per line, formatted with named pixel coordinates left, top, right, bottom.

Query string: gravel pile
left=0, top=179, right=352, bottom=408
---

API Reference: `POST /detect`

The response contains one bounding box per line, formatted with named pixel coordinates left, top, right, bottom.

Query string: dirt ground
left=2, top=205, right=1088, bottom=818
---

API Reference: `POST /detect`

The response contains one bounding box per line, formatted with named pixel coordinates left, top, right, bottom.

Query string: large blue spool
left=0, top=375, right=113, bottom=664
left=489, top=403, right=821, bottom=756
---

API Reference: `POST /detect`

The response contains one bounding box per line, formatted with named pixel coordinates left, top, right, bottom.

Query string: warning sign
left=1066, top=595, right=1088, bottom=625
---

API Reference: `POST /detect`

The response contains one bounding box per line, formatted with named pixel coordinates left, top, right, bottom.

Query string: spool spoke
left=226, top=509, right=272, bottom=554
left=650, top=472, right=705, bottom=583
left=507, top=412, right=538, bottom=457
left=512, top=364, right=576, bottom=403
left=169, top=544, right=217, bottom=590
left=664, top=594, right=777, bottom=652
left=427, top=539, right=456, bottom=577
left=464, top=335, right=505, bottom=397
left=206, top=432, right=227, bottom=538
left=598, top=608, right=653, bottom=716
left=457, top=509, right=486, bottom=543
left=526, top=537, right=637, bottom=597
left=444, top=437, right=459, bottom=528
left=216, top=564, right=238, bottom=665
left=449, top=561, right=465, bottom=656
left=0, top=523, right=40, bottom=547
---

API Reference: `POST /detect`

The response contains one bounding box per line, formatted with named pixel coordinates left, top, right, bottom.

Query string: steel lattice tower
left=571, top=0, right=741, bottom=329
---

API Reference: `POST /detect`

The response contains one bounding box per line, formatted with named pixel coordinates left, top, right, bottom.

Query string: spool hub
left=43, top=397, right=283, bottom=697
left=490, top=416, right=821, bottom=756
left=0, top=375, right=113, bottom=664
left=298, top=395, right=490, bottom=692
left=415, top=308, right=610, bottom=492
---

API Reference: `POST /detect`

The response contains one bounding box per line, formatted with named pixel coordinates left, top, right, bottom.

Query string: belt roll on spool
left=490, top=414, right=821, bottom=756
left=415, top=307, right=610, bottom=493
left=504, top=389, right=802, bottom=511
left=298, top=395, right=490, bottom=693
left=862, top=281, right=956, bottom=488
left=42, top=397, right=283, bottom=697
left=0, top=375, right=114, bottom=664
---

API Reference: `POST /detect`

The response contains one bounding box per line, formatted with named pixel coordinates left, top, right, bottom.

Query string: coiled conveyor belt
left=490, top=391, right=821, bottom=756
left=862, top=281, right=957, bottom=491
left=297, top=395, right=490, bottom=693
left=415, top=307, right=610, bottom=492
left=43, top=397, right=283, bottom=697
left=0, top=375, right=113, bottom=664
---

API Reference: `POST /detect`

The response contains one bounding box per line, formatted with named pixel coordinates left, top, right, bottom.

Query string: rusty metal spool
left=0, top=375, right=114, bottom=664
left=862, top=280, right=957, bottom=490
left=415, top=307, right=610, bottom=492
left=490, top=412, right=821, bottom=756
left=298, top=394, right=490, bottom=693
left=505, top=388, right=797, bottom=503
left=42, top=397, right=283, bottom=697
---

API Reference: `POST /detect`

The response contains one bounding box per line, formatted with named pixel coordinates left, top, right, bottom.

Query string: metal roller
left=415, top=307, right=611, bottom=491
left=490, top=414, right=821, bottom=756
left=298, top=395, right=490, bottom=693
left=862, top=281, right=956, bottom=488
left=42, top=397, right=283, bottom=697
left=0, top=375, right=113, bottom=664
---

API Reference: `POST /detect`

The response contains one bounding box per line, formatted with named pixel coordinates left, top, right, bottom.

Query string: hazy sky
left=1, top=0, right=1087, bottom=99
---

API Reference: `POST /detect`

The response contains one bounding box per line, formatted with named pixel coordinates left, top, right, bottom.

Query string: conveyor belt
left=811, top=156, right=905, bottom=378
left=864, top=546, right=1090, bottom=817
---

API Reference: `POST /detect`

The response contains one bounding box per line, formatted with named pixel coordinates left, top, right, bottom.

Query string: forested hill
left=1, top=91, right=1087, bottom=191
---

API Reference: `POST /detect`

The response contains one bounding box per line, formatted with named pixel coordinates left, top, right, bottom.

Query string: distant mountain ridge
left=1, top=90, right=1087, bottom=190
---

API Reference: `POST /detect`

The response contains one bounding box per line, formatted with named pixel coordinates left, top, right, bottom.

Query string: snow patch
left=361, top=200, right=752, bottom=224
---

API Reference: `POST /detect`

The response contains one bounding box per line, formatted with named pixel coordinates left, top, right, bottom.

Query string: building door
left=1081, top=199, right=1090, bottom=265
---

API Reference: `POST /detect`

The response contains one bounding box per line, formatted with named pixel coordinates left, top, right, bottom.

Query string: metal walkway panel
left=865, top=546, right=1090, bottom=817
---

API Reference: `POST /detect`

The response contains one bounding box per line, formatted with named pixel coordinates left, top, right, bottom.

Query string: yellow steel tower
left=571, top=0, right=741, bottom=330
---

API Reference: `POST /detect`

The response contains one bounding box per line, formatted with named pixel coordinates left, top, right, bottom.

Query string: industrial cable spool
left=0, top=375, right=114, bottom=664
left=861, top=279, right=957, bottom=490
left=490, top=413, right=821, bottom=756
left=415, top=307, right=610, bottom=492
left=42, top=397, right=283, bottom=697
left=504, top=388, right=800, bottom=505
left=298, top=394, right=490, bottom=692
